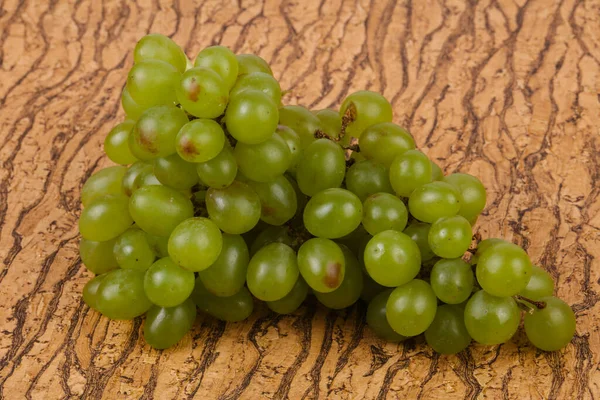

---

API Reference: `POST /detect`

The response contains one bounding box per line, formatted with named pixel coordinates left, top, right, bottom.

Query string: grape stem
left=514, top=295, right=547, bottom=312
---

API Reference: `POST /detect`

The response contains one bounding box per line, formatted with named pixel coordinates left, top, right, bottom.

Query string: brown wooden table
left=1, top=0, right=599, bottom=398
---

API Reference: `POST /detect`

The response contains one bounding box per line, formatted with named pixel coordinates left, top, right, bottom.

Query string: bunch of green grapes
left=79, top=34, right=576, bottom=353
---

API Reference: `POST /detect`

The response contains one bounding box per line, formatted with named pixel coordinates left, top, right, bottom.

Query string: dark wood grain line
left=301, top=307, right=337, bottom=399
left=186, top=320, right=226, bottom=399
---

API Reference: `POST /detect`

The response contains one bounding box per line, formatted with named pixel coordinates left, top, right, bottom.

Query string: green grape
left=79, top=194, right=133, bottom=241
left=335, top=225, right=370, bottom=258
left=464, top=290, right=520, bottom=345
left=126, top=60, right=180, bottom=108
left=143, top=257, right=195, bottom=307
left=144, top=298, right=197, bottom=349
left=247, top=243, right=299, bottom=301
left=168, top=217, right=223, bottom=272
left=175, top=119, right=225, bottom=163
left=236, top=54, right=273, bottom=75
left=424, top=304, right=471, bottom=354
left=519, top=266, right=554, bottom=300
left=122, top=161, right=152, bottom=196
left=296, top=139, right=345, bottom=196
left=83, top=274, right=107, bottom=310
left=524, top=296, right=576, bottom=351
left=196, top=144, right=238, bottom=188
left=364, top=230, right=421, bottom=287
left=428, top=215, right=472, bottom=259
left=314, top=245, right=363, bottom=309
left=339, top=91, right=393, bottom=139
left=366, top=289, right=406, bottom=342
left=389, top=150, right=432, bottom=197
left=113, top=227, right=156, bottom=271
left=134, top=33, right=187, bottom=73
left=345, top=160, right=393, bottom=202
left=360, top=271, right=386, bottom=302
left=129, top=185, right=193, bottom=237
left=96, top=269, right=152, bottom=320
left=360, top=123, right=415, bottom=166
left=250, top=225, right=293, bottom=256
left=430, top=258, right=474, bottom=304
left=81, top=166, right=128, bottom=207
left=225, top=90, right=279, bottom=145
left=198, top=234, right=249, bottom=297
left=194, top=45, right=239, bottom=89
left=79, top=237, right=119, bottom=274
left=176, top=67, right=228, bottom=118
left=206, top=181, right=261, bottom=234
left=279, top=105, right=321, bottom=149
left=104, top=121, right=138, bottom=165
left=315, top=109, right=342, bottom=140
left=408, top=181, right=462, bottom=223
left=234, top=133, right=291, bottom=182
left=246, top=175, right=297, bottom=226
left=287, top=174, right=308, bottom=222
left=153, top=153, right=199, bottom=189
left=476, top=242, right=532, bottom=297
left=145, top=232, right=169, bottom=258
left=230, top=72, right=281, bottom=104
left=267, top=278, right=309, bottom=314
left=297, top=238, right=345, bottom=293
left=362, top=193, right=408, bottom=235
left=386, top=279, right=437, bottom=336
left=129, top=105, right=189, bottom=160
left=470, top=238, right=508, bottom=265
left=132, top=168, right=161, bottom=192
left=403, top=221, right=435, bottom=262
left=430, top=161, right=443, bottom=181
left=191, top=277, right=254, bottom=322
left=444, top=173, right=486, bottom=222
left=121, top=87, right=145, bottom=121
left=275, top=125, right=302, bottom=171
left=303, top=188, right=363, bottom=239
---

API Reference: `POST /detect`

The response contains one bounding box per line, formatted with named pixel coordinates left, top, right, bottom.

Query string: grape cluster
left=80, top=34, right=576, bottom=352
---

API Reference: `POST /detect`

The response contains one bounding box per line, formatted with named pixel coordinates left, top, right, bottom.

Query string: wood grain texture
left=0, top=0, right=598, bottom=398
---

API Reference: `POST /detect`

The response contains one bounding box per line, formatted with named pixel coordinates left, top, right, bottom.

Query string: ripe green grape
left=79, top=194, right=133, bottom=241
left=83, top=274, right=107, bottom=310
left=424, top=304, right=471, bottom=354
left=198, top=234, right=249, bottom=297
left=364, top=230, right=421, bottom=287
left=386, top=279, right=437, bottom=337
left=339, top=91, right=393, bottom=139
left=408, top=181, right=461, bottom=223
left=191, top=277, right=254, bottom=322
left=247, top=243, right=299, bottom=301
left=366, top=289, right=406, bottom=342
left=316, top=109, right=342, bottom=140
left=362, top=193, right=408, bottom=235
left=297, top=238, right=345, bottom=293
left=132, top=168, right=161, bottom=192
left=129, top=105, right=189, bottom=160
left=121, top=87, right=145, bottom=121
left=112, top=227, right=155, bottom=271
left=96, top=269, right=153, bottom=320
left=430, top=258, right=474, bottom=304
left=145, top=232, right=169, bottom=258
left=360, top=272, right=387, bottom=302
left=246, top=175, right=297, bottom=226
left=519, top=266, right=554, bottom=300
left=176, top=119, right=225, bottom=163
left=275, top=125, right=302, bottom=171
left=153, top=153, right=199, bottom=190
left=428, top=215, right=472, bottom=259
left=81, top=166, right=127, bottom=207
left=168, top=217, right=223, bottom=272
left=176, top=67, right=228, bottom=118
left=122, top=162, right=152, bottom=196
left=144, top=298, right=197, bottom=349
left=126, top=60, right=180, bottom=108
left=296, top=139, right=345, bottom=196
left=230, top=72, right=281, bottom=104
left=524, top=296, right=576, bottom=351
left=79, top=237, right=119, bottom=275
left=196, top=144, right=238, bottom=188
left=143, top=257, right=195, bottom=307
left=360, top=123, right=415, bottom=166
left=476, top=242, right=532, bottom=297
left=225, top=90, right=279, bottom=144
left=303, top=188, right=362, bottom=239
left=470, top=238, right=508, bottom=265
left=194, top=45, right=239, bottom=89
left=464, top=290, right=520, bottom=345
left=234, top=133, right=291, bottom=182
left=444, top=173, right=486, bottom=222
left=403, top=221, right=435, bottom=262
left=206, top=181, right=261, bottom=234
left=134, top=33, right=187, bottom=73
left=430, top=161, right=444, bottom=181
left=236, top=54, right=273, bottom=75
left=250, top=225, right=293, bottom=256
left=267, top=278, right=309, bottom=314
left=314, top=245, right=363, bottom=309
left=389, top=150, right=432, bottom=197
left=345, top=160, right=394, bottom=202
left=129, top=185, right=193, bottom=237
left=279, top=105, right=321, bottom=149
left=104, top=121, right=138, bottom=165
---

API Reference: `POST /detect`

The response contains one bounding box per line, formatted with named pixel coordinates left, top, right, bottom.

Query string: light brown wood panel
left=0, top=0, right=598, bottom=398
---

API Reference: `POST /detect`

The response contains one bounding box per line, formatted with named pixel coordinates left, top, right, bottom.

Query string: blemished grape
left=153, top=153, right=199, bottom=190
left=191, top=277, right=254, bottom=322
left=339, top=91, right=393, bottom=139
left=198, top=234, right=249, bottom=297
left=134, top=33, right=187, bottom=73
left=196, top=144, right=238, bottom=188
left=113, top=227, right=156, bottom=271
left=524, top=296, right=576, bottom=351
left=430, top=161, right=444, bottom=181
left=360, top=123, right=415, bottom=166
left=122, top=162, right=153, bottom=196
left=127, top=60, right=180, bottom=108
left=176, top=119, right=225, bottom=163
left=476, top=242, right=532, bottom=297
left=297, top=238, right=345, bottom=293
left=360, top=272, right=387, bottom=302
left=430, top=258, right=474, bottom=304
left=80, top=237, right=119, bottom=275
left=246, top=175, right=297, bottom=226
left=464, top=290, right=520, bottom=345
left=225, top=90, right=279, bottom=145
left=366, top=289, right=406, bottom=342
left=296, top=139, right=345, bottom=196
left=104, top=121, right=138, bottom=165
left=444, top=173, right=487, bottom=222
left=81, top=166, right=127, bottom=207
left=403, top=221, right=436, bottom=262
left=362, top=193, right=408, bottom=236
left=143, top=257, right=195, bottom=307
left=316, top=109, right=342, bottom=140
left=129, top=105, right=189, bottom=160
left=275, top=125, right=302, bottom=171
left=247, top=242, right=299, bottom=301
left=314, top=245, right=363, bottom=309
left=345, top=160, right=394, bottom=202
left=83, top=274, right=107, bottom=310
left=176, top=67, right=228, bottom=118
left=386, top=279, right=437, bottom=337
left=250, top=225, right=293, bottom=256
left=389, top=150, right=432, bottom=197
left=194, top=45, right=239, bottom=90
left=121, top=87, right=145, bottom=121
left=96, top=269, right=153, bottom=320
left=145, top=232, right=169, bottom=258
left=303, top=188, right=363, bottom=239
left=408, top=181, right=462, bottom=223
left=206, top=181, right=261, bottom=234
left=428, top=215, right=472, bottom=259
left=236, top=54, right=273, bottom=75
left=230, top=72, right=281, bottom=104
left=279, top=105, right=321, bottom=149
left=168, top=217, right=223, bottom=272
left=519, top=266, right=554, bottom=300
left=424, top=304, right=471, bottom=354
left=79, top=194, right=133, bottom=241
left=267, top=278, right=309, bottom=314
left=144, top=298, right=197, bottom=349
left=364, top=230, right=421, bottom=287
left=234, top=133, right=291, bottom=182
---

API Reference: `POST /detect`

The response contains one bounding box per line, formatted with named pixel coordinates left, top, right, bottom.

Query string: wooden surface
left=0, top=0, right=599, bottom=398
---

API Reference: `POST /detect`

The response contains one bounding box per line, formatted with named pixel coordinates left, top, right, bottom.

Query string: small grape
left=234, top=133, right=291, bottom=182
left=96, top=269, right=153, bottom=320
left=250, top=225, right=293, bottom=256
left=430, top=161, right=444, bottom=181
left=297, top=238, right=345, bottom=293
left=444, top=173, right=487, bottom=222
left=428, top=215, right=472, bottom=259
left=121, top=87, right=145, bottom=121
left=296, top=139, right=345, bottom=196
left=267, top=278, right=309, bottom=314
left=176, top=67, right=228, bottom=118
left=230, top=72, right=281, bottom=104
left=196, top=143, right=238, bottom=188
left=145, top=232, right=169, bottom=258
left=362, top=193, right=408, bottom=235
left=275, top=125, right=302, bottom=171
left=129, top=105, right=189, bottom=160
left=122, top=162, right=153, bottom=196
left=81, top=166, right=128, bottom=207
left=524, top=296, right=576, bottom=351
left=408, top=181, right=462, bottom=223
left=132, top=168, right=161, bottom=192
left=246, top=175, right=297, bottom=226
left=236, top=54, right=273, bottom=75
left=198, top=234, right=249, bottom=297
left=386, top=279, right=437, bottom=337
left=364, top=230, right=421, bottom=287
left=153, top=153, right=199, bottom=190
left=144, top=298, right=197, bottom=349
left=194, top=45, right=239, bottom=89
left=519, top=265, right=554, bottom=300
left=225, top=90, right=279, bottom=145
left=314, top=245, right=363, bottom=309
left=126, top=60, right=180, bottom=108
left=191, top=277, right=254, bottom=322
left=403, top=221, right=436, bottom=262
left=83, top=274, right=107, bottom=310
left=143, top=257, right=195, bottom=307
left=389, top=150, right=432, bottom=197
left=79, top=237, right=119, bottom=275
left=206, top=181, right=261, bottom=234
left=424, top=304, right=471, bottom=354
left=476, top=242, right=532, bottom=297
left=366, top=289, right=406, bottom=342
left=430, top=258, right=474, bottom=304
left=303, top=188, right=363, bottom=239
left=345, top=160, right=394, bottom=202
left=113, top=227, right=156, bottom=271
left=315, top=109, right=342, bottom=140
left=279, top=105, right=321, bottom=149
left=134, top=33, right=187, bottom=73
left=176, top=119, right=225, bottom=163
left=104, top=121, right=138, bottom=165
left=168, top=217, right=223, bottom=272
left=247, top=242, right=299, bottom=301
left=339, top=91, right=393, bottom=139
left=360, top=123, right=415, bottom=166
left=464, top=290, right=520, bottom=345
left=79, top=194, right=133, bottom=241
